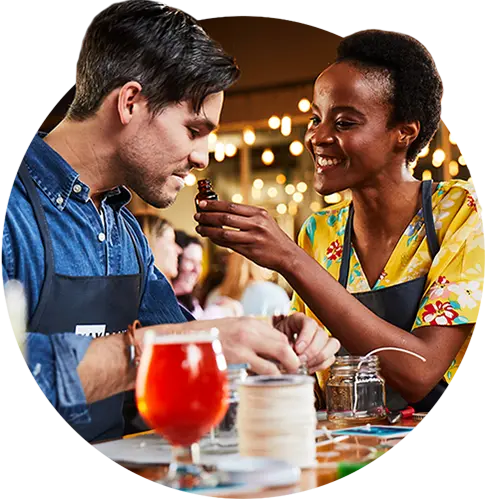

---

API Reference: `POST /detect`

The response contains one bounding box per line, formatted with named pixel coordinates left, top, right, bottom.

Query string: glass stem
left=171, top=443, right=200, bottom=466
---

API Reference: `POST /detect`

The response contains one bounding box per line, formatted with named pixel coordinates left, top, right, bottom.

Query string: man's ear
left=397, top=121, right=421, bottom=149
left=117, top=81, right=143, bottom=125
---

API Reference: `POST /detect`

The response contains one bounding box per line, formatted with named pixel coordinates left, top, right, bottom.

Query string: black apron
left=19, top=163, right=143, bottom=442
left=337, top=180, right=447, bottom=412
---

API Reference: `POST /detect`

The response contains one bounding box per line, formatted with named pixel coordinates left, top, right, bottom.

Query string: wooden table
left=118, top=416, right=421, bottom=497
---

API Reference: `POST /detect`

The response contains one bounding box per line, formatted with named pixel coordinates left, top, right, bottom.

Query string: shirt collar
left=22, top=133, right=132, bottom=211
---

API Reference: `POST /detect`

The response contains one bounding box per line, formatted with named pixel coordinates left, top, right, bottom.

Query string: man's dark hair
left=336, top=29, right=443, bottom=164
left=67, top=0, right=240, bottom=120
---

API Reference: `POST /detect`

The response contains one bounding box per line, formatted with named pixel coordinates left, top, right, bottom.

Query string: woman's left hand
left=273, top=313, right=340, bottom=374
left=194, top=200, right=296, bottom=272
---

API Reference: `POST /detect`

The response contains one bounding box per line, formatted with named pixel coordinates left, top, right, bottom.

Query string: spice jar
left=195, top=179, right=218, bottom=213
left=325, top=355, right=386, bottom=423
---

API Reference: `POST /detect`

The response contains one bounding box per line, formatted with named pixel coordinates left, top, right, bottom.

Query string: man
left=3, top=0, right=339, bottom=442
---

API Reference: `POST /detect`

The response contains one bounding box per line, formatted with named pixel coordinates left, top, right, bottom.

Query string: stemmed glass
left=136, top=328, right=229, bottom=490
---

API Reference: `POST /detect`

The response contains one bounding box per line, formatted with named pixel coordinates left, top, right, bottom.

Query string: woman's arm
left=194, top=200, right=471, bottom=401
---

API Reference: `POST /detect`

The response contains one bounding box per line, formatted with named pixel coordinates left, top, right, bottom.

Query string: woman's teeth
left=316, top=156, right=342, bottom=172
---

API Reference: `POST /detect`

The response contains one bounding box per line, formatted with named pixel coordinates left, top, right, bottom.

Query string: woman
left=194, top=29, right=483, bottom=411
left=135, top=212, right=181, bottom=283
left=207, top=252, right=290, bottom=317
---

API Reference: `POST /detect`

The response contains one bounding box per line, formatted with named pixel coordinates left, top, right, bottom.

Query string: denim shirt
left=3, top=134, right=190, bottom=425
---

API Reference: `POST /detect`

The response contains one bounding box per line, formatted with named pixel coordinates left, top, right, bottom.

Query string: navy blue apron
left=337, top=180, right=447, bottom=411
left=19, top=163, right=144, bottom=442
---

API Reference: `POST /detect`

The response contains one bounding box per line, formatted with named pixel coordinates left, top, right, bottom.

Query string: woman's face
left=173, top=243, right=204, bottom=295
left=152, top=226, right=182, bottom=280
left=305, top=62, right=401, bottom=196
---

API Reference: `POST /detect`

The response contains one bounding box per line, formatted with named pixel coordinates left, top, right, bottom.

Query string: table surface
left=115, top=416, right=422, bottom=497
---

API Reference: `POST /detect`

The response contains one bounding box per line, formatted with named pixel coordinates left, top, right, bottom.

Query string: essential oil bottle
left=195, top=179, right=218, bottom=212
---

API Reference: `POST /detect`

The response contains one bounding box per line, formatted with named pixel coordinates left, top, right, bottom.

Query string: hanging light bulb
left=276, top=174, right=286, bottom=185
left=243, top=126, right=256, bottom=145
left=262, top=148, right=275, bottom=165
left=324, top=193, right=342, bottom=204
left=293, top=192, right=304, bottom=203
left=281, top=116, right=292, bottom=137
left=268, top=187, right=278, bottom=198
left=458, top=155, right=466, bottom=166
left=289, top=140, right=304, bottom=156
left=253, top=178, right=264, bottom=190
left=232, top=193, right=243, bottom=203
left=214, top=142, right=225, bottom=162
left=298, top=98, right=311, bottom=113
left=276, top=203, right=287, bottom=215
left=297, top=182, right=308, bottom=193
left=285, top=184, right=296, bottom=195
left=449, top=161, right=459, bottom=177
left=432, top=148, right=446, bottom=167
left=268, top=115, right=281, bottom=130
left=184, top=173, right=197, bottom=186
left=449, top=133, right=457, bottom=145
left=422, top=169, right=432, bottom=181
left=225, top=143, right=237, bottom=157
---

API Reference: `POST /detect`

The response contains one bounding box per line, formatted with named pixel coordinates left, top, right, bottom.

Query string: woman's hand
left=194, top=200, right=297, bottom=272
left=273, top=313, right=340, bottom=374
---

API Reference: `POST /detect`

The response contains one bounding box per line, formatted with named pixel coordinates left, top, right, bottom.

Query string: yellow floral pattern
left=291, top=180, right=484, bottom=384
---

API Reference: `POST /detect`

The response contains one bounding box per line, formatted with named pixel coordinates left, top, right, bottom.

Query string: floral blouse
left=291, top=180, right=484, bottom=384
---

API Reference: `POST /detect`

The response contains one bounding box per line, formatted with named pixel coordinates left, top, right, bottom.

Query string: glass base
left=161, top=443, right=224, bottom=490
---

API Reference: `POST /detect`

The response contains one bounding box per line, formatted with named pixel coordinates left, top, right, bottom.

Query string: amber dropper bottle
left=195, top=179, right=218, bottom=213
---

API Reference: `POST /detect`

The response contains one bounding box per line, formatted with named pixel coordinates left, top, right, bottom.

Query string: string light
left=285, top=184, right=296, bottom=195
left=324, top=193, right=342, bottom=204
left=262, top=148, right=275, bottom=165
left=281, top=116, right=292, bottom=137
left=449, top=161, right=459, bottom=177
left=243, top=126, right=256, bottom=145
left=458, top=155, right=466, bottom=166
left=268, top=116, right=281, bottom=130
left=225, top=143, right=237, bottom=157
left=422, top=170, right=432, bottom=181
left=297, top=182, right=308, bottom=193
left=276, top=174, right=286, bottom=185
left=293, top=192, right=304, bottom=203
left=184, top=173, right=197, bottom=186
left=268, top=187, right=278, bottom=198
left=289, top=140, right=304, bottom=156
left=232, top=193, right=243, bottom=203
left=432, top=148, right=445, bottom=167
left=298, top=98, right=311, bottom=113
left=276, top=203, right=287, bottom=215
left=253, top=178, right=264, bottom=190
left=214, top=142, right=225, bottom=162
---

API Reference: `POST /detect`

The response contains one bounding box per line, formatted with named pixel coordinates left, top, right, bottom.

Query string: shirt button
left=98, top=233, right=106, bottom=242
left=56, top=196, right=63, bottom=205
left=73, top=184, right=82, bottom=194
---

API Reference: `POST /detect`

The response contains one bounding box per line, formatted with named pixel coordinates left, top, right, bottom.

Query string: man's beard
left=128, top=174, right=175, bottom=209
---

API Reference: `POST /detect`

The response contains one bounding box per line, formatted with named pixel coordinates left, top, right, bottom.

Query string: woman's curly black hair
left=336, top=29, right=443, bottom=164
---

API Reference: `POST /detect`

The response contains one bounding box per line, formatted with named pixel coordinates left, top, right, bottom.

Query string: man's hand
left=136, top=317, right=301, bottom=375
left=273, top=313, right=340, bottom=374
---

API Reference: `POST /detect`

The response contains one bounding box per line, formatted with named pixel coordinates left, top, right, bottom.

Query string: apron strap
left=18, top=163, right=56, bottom=331
left=124, top=219, right=145, bottom=309
left=338, top=205, right=354, bottom=287
left=338, top=180, right=440, bottom=289
left=421, top=179, right=440, bottom=260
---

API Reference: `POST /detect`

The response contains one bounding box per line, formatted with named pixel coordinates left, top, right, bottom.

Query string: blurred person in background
left=135, top=213, right=181, bottom=284
left=207, top=252, right=290, bottom=317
